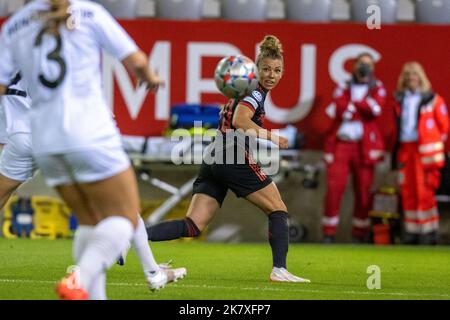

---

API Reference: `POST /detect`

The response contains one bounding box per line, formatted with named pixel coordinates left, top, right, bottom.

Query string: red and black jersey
left=192, top=86, right=272, bottom=201
left=196, top=85, right=273, bottom=199
left=219, top=84, right=267, bottom=133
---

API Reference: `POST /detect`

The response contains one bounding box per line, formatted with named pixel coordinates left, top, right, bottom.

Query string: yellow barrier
left=2, top=195, right=72, bottom=240
left=2, top=197, right=204, bottom=241
left=30, top=196, right=72, bottom=239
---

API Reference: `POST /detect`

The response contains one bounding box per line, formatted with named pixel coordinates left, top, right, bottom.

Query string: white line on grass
left=0, top=278, right=448, bottom=298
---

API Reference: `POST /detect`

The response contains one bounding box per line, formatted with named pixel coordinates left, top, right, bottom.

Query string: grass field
left=0, top=238, right=449, bottom=300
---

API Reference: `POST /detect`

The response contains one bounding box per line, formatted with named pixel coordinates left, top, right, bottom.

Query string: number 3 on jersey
left=34, top=28, right=67, bottom=89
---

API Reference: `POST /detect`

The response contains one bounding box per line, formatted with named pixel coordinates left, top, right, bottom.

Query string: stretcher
left=125, top=135, right=319, bottom=226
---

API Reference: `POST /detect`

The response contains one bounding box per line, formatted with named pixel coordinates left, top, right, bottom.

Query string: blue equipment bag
left=170, top=104, right=221, bottom=129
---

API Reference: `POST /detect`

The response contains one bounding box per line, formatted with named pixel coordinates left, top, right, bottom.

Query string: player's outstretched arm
left=232, top=104, right=288, bottom=149
left=122, top=51, right=165, bottom=92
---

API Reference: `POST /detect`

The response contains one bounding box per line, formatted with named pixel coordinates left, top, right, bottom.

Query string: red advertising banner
left=2, top=19, right=450, bottom=150
left=117, top=20, right=450, bottom=150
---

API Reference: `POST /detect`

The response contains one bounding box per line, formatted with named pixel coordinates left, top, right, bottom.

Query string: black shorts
left=192, top=162, right=273, bottom=206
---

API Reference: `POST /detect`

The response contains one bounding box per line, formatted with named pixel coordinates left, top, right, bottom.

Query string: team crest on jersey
left=252, top=91, right=263, bottom=102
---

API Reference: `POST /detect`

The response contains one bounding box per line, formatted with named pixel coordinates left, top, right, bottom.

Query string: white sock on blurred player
left=88, top=273, right=106, bottom=300
left=72, top=225, right=106, bottom=300
left=132, top=215, right=160, bottom=277
left=77, top=216, right=134, bottom=294
left=73, top=225, right=94, bottom=263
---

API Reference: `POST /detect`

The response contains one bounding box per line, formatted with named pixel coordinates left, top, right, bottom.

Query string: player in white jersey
left=0, top=0, right=185, bottom=300
left=0, top=73, right=37, bottom=209
left=0, top=73, right=185, bottom=299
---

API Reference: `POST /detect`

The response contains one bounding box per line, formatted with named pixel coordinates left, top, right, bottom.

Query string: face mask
left=357, top=63, right=373, bottom=78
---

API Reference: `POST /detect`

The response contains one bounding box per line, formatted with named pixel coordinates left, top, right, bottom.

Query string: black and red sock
left=268, top=211, right=289, bottom=268
left=147, top=217, right=201, bottom=241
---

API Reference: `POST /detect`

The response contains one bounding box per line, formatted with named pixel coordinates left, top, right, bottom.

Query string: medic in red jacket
left=322, top=53, right=386, bottom=243
left=392, top=62, right=449, bottom=245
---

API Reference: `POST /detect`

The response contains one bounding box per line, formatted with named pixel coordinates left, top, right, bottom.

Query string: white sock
left=77, top=216, right=134, bottom=293
left=73, top=225, right=95, bottom=262
left=132, top=215, right=160, bottom=278
left=72, top=225, right=107, bottom=300
left=89, top=273, right=107, bottom=300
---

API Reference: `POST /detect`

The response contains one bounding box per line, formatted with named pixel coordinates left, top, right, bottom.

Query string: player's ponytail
left=256, top=35, right=284, bottom=67
left=41, top=0, right=72, bottom=36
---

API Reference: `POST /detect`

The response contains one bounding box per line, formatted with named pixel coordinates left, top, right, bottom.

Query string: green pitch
left=0, top=238, right=449, bottom=300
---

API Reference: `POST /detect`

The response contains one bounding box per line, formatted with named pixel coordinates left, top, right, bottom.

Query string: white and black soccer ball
left=214, top=55, right=259, bottom=99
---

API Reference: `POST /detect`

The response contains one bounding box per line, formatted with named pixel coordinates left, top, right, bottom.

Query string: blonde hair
left=256, top=35, right=284, bottom=67
left=397, top=61, right=432, bottom=93
left=40, top=0, right=72, bottom=35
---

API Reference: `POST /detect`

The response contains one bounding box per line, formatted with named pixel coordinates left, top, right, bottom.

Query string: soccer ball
left=214, top=55, right=259, bottom=99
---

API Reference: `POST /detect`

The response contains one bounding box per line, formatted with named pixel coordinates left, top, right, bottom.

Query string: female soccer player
left=0, top=73, right=36, bottom=210
left=0, top=75, right=185, bottom=300
left=0, top=0, right=184, bottom=300
left=147, top=35, right=310, bottom=283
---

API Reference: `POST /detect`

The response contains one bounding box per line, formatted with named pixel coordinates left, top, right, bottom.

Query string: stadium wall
left=1, top=19, right=449, bottom=149
left=105, top=20, right=450, bottom=151
left=0, top=20, right=449, bottom=243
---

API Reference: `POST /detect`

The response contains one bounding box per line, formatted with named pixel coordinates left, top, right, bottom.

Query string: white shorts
left=35, top=145, right=131, bottom=187
left=0, top=132, right=37, bottom=182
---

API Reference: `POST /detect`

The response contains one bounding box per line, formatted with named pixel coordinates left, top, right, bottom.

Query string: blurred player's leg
left=0, top=173, right=22, bottom=210
left=117, top=214, right=187, bottom=290
left=55, top=169, right=138, bottom=299
left=0, top=133, right=37, bottom=210
left=73, top=226, right=94, bottom=260
left=77, top=168, right=138, bottom=294
left=0, top=139, right=38, bottom=262
left=118, top=215, right=157, bottom=271
left=134, top=216, right=165, bottom=277
left=72, top=225, right=106, bottom=300
left=57, top=183, right=108, bottom=300
left=76, top=216, right=133, bottom=294
left=246, top=182, right=310, bottom=283
left=146, top=194, right=218, bottom=241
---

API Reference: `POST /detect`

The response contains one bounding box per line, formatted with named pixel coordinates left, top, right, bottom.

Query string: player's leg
left=56, top=183, right=106, bottom=300
left=36, top=152, right=135, bottom=299
left=0, top=174, right=22, bottom=210
left=72, top=167, right=139, bottom=288
left=245, top=182, right=310, bottom=283
left=245, top=182, right=288, bottom=268
left=147, top=163, right=225, bottom=241
left=147, top=193, right=220, bottom=241
left=210, top=157, right=308, bottom=282
left=0, top=132, right=37, bottom=210
left=131, top=214, right=187, bottom=285
left=78, top=166, right=184, bottom=290
left=115, top=215, right=188, bottom=290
